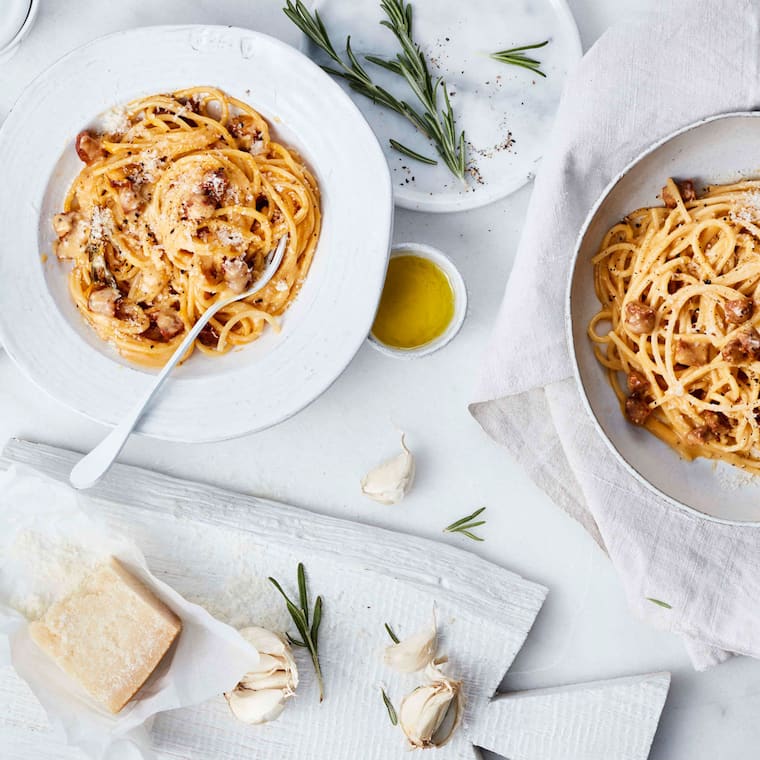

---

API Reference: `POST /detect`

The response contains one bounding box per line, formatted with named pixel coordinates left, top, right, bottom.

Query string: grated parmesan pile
left=100, top=106, right=130, bottom=135
left=7, top=530, right=103, bottom=620
left=730, top=190, right=760, bottom=236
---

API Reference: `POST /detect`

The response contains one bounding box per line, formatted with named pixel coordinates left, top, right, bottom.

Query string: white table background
left=1, top=1, right=758, bottom=758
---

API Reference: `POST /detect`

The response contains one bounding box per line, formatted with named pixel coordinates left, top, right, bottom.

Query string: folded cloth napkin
left=470, top=0, right=760, bottom=670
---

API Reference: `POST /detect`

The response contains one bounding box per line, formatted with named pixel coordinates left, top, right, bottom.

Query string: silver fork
left=69, top=234, right=288, bottom=489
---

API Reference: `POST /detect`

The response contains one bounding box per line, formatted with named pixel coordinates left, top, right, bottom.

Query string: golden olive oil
left=371, top=254, right=455, bottom=350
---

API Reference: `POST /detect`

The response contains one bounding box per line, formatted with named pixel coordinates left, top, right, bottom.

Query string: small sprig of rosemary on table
left=282, top=0, right=466, bottom=180
left=381, top=687, right=399, bottom=725
left=269, top=562, right=325, bottom=701
left=491, top=41, right=549, bottom=77
left=646, top=597, right=672, bottom=610
left=444, top=506, right=487, bottom=542
left=384, top=622, right=400, bottom=643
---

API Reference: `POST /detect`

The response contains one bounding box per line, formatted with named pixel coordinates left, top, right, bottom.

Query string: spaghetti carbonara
left=52, top=87, right=321, bottom=367
left=589, top=177, right=760, bottom=473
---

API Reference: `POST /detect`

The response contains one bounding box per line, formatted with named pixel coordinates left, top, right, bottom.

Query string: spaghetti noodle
left=52, top=87, right=321, bottom=367
left=589, top=177, right=760, bottom=473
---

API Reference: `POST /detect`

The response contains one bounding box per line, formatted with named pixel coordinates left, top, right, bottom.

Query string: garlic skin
left=360, top=435, right=415, bottom=505
left=225, top=626, right=298, bottom=725
left=398, top=662, right=463, bottom=749
left=384, top=615, right=437, bottom=673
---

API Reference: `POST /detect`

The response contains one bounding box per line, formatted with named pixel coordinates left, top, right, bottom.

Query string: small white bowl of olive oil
left=369, top=242, right=467, bottom=359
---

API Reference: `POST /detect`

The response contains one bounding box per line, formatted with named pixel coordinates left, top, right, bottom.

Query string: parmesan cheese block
left=29, top=558, right=182, bottom=714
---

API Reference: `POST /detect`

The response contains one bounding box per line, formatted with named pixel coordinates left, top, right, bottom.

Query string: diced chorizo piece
left=624, top=301, right=656, bottom=335
left=228, top=114, right=260, bottom=150
left=114, top=302, right=150, bottom=338
left=679, top=180, right=697, bottom=202
left=702, top=410, right=730, bottom=434
left=721, top=328, right=760, bottom=363
left=222, top=257, right=251, bottom=294
left=201, top=169, right=229, bottom=206
left=75, top=130, right=106, bottom=164
left=87, top=287, right=121, bottom=316
left=198, top=323, right=220, bottom=347
left=627, top=370, right=649, bottom=394
left=625, top=395, right=652, bottom=426
left=739, top=329, right=760, bottom=357
left=178, top=95, right=202, bottom=114
left=724, top=297, right=754, bottom=325
left=675, top=339, right=709, bottom=366
left=662, top=184, right=677, bottom=209
left=722, top=336, right=745, bottom=363
left=661, top=179, right=696, bottom=208
left=685, top=425, right=712, bottom=445
left=155, top=309, right=184, bottom=340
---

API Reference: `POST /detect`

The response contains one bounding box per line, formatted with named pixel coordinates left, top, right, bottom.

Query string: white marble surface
left=0, top=1, right=758, bottom=758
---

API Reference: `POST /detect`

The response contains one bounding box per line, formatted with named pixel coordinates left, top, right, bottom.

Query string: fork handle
left=69, top=235, right=288, bottom=490
left=68, top=307, right=218, bottom=489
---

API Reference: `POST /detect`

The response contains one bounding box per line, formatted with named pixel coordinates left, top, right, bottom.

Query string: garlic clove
left=360, top=434, right=415, bottom=505
left=241, top=670, right=293, bottom=691
left=398, top=675, right=463, bottom=749
left=245, top=652, right=285, bottom=675
left=240, top=626, right=289, bottom=655
left=227, top=626, right=299, bottom=725
left=383, top=615, right=437, bottom=673
left=225, top=687, right=287, bottom=725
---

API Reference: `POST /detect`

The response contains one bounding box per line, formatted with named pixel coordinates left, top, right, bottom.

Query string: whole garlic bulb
left=384, top=615, right=437, bottom=673
left=225, top=626, right=299, bottom=725
left=398, top=661, right=463, bottom=749
left=360, top=434, right=415, bottom=505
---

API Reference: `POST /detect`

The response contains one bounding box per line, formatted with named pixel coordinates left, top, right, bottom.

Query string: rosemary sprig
left=646, top=597, right=672, bottom=610
left=389, top=138, right=437, bottom=165
left=269, top=562, right=325, bottom=701
left=490, top=40, right=549, bottom=77
left=369, top=0, right=466, bottom=181
left=444, top=507, right=486, bottom=542
left=282, top=0, right=466, bottom=180
left=384, top=622, right=400, bottom=643
left=381, top=687, right=398, bottom=725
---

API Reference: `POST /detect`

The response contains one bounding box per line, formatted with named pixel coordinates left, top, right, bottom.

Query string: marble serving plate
left=304, top=0, right=582, bottom=212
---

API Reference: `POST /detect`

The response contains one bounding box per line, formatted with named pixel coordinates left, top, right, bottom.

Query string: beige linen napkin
left=471, top=0, right=760, bottom=669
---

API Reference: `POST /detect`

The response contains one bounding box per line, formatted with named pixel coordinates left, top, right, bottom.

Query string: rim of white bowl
left=368, top=242, right=467, bottom=359
left=0, top=0, right=38, bottom=61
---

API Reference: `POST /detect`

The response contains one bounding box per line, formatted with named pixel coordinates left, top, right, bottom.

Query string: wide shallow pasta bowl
left=568, top=111, right=760, bottom=524
left=0, top=25, right=393, bottom=442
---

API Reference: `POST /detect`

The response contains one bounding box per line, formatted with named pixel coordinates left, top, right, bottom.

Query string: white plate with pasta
left=568, top=112, right=760, bottom=524
left=0, top=25, right=393, bottom=442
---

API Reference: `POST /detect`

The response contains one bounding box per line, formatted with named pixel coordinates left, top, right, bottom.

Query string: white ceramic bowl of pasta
left=0, top=26, right=393, bottom=442
left=568, top=111, right=760, bottom=524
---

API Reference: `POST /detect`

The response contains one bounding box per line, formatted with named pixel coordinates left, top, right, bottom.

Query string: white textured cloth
left=471, top=0, right=760, bottom=670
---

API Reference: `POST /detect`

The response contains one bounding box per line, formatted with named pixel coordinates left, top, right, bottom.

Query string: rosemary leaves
left=369, top=0, right=466, bottom=181
left=381, top=687, right=399, bottom=725
left=269, top=562, right=325, bottom=701
left=444, top=507, right=487, bottom=542
left=490, top=41, right=549, bottom=77
left=283, top=0, right=466, bottom=181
